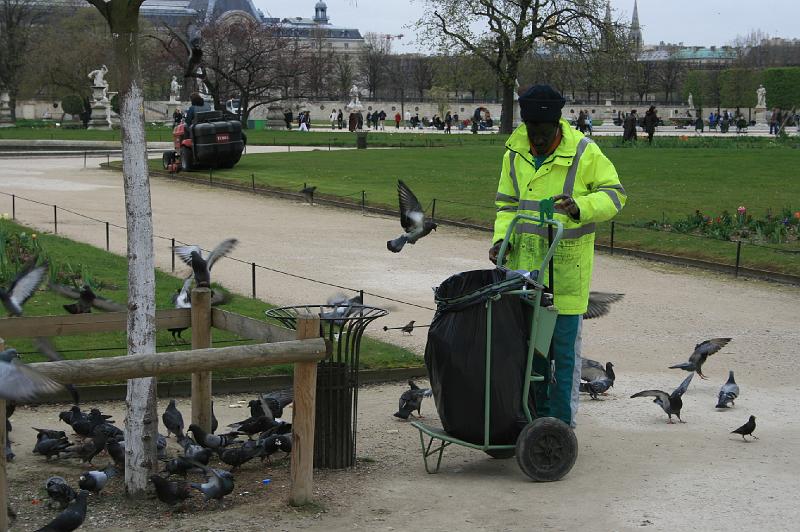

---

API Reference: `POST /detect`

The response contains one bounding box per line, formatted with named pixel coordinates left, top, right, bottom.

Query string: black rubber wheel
left=162, top=151, right=174, bottom=169
left=180, top=146, right=193, bottom=172
left=485, top=448, right=515, bottom=459
left=515, top=417, right=578, bottom=482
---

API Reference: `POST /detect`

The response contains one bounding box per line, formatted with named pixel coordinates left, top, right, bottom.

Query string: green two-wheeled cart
left=410, top=211, right=579, bottom=481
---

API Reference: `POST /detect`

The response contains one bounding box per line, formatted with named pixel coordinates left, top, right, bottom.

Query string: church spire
left=629, top=0, right=642, bottom=50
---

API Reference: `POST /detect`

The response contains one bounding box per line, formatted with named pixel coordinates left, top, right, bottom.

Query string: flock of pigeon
left=14, top=389, right=294, bottom=530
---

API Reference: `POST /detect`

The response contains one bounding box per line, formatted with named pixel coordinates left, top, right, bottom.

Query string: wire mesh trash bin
left=266, top=303, right=388, bottom=468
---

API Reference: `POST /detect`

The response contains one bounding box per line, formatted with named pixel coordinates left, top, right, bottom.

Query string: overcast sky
left=254, top=0, right=800, bottom=52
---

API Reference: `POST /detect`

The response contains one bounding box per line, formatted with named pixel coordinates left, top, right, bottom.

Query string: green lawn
left=146, top=141, right=800, bottom=275
left=1, top=220, right=420, bottom=384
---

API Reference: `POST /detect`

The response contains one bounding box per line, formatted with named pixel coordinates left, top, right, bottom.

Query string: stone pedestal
left=753, top=106, right=768, bottom=127
left=266, top=104, right=286, bottom=130
left=0, top=91, right=13, bottom=127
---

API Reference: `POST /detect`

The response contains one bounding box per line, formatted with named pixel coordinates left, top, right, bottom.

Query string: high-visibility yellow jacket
left=493, top=119, right=627, bottom=315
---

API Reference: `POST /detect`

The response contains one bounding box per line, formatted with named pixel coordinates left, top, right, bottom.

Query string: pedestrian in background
left=644, top=105, right=658, bottom=144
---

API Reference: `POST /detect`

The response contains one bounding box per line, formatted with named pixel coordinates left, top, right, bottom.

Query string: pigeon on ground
left=45, top=476, right=77, bottom=510
left=105, top=439, right=125, bottom=468
left=300, top=184, right=316, bottom=204
left=49, top=283, right=125, bottom=314
left=162, top=399, right=185, bottom=439
left=669, top=337, right=732, bottom=379
left=259, top=433, right=292, bottom=461
left=34, top=489, right=88, bottom=532
left=0, top=348, right=64, bottom=402
left=581, top=358, right=615, bottom=383
left=260, top=389, right=294, bottom=419
left=78, top=465, right=117, bottom=494
left=217, top=441, right=261, bottom=470
left=228, top=415, right=276, bottom=439
left=161, top=455, right=196, bottom=477
left=33, top=428, right=67, bottom=440
left=149, top=475, right=193, bottom=507
left=189, top=462, right=235, bottom=506
left=174, top=238, right=238, bottom=288
left=33, top=431, right=71, bottom=460
left=731, top=415, right=758, bottom=440
left=59, top=405, right=82, bottom=427
left=157, top=433, right=168, bottom=459
left=581, top=377, right=614, bottom=400
left=0, top=260, right=48, bottom=316
left=64, top=431, right=108, bottom=465
left=584, top=292, right=624, bottom=320
left=630, top=373, right=694, bottom=424
left=178, top=435, right=213, bottom=465
left=401, top=321, right=416, bottom=335
left=387, top=180, right=437, bottom=253
left=188, top=424, right=240, bottom=450
left=716, top=370, right=740, bottom=409
left=394, top=380, right=433, bottom=420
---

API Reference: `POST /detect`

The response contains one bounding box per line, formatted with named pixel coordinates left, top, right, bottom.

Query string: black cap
left=519, top=84, right=566, bottom=123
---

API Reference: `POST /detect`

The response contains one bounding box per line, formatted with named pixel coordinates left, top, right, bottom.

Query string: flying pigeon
left=630, top=373, right=694, bottom=423
left=0, top=260, right=48, bottom=316
left=716, top=370, right=740, bottom=409
left=584, top=292, right=624, bottom=319
left=300, top=184, right=316, bottom=204
left=174, top=238, right=238, bottom=288
left=394, top=380, right=432, bottom=420
left=49, top=282, right=125, bottom=314
left=731, top=415, right=758, bottom=440
left=0, top=348, right=64, bottom=402
left=669, top=338, right=732, bottom=379
left=387, top=180, right=437, bottom=253
left=35, top=489, right=88, bottom=531
left=32, top=337, right=80, bottom=404
left=168, top=277, right=231, bottom=342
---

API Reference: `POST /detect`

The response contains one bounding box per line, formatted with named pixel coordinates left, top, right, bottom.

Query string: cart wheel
left=180, top=146, right=192, bottom=172
left=485, top=449, right=515, bottom=459
left=515, top=417, right=577, bottom=482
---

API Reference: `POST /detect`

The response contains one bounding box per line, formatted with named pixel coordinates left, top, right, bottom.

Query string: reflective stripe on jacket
left=493, top=119, right=627, bottom=314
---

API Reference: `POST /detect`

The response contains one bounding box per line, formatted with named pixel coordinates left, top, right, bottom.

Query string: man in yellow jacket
left=489, top=84, right=626, bottom=428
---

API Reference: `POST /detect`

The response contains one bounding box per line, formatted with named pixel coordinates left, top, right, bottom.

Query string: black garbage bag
left=425, top=269, right=534, bottom=446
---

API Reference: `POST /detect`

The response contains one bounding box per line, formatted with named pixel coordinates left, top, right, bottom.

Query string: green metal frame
left=411, top=213, right=563, bottom=474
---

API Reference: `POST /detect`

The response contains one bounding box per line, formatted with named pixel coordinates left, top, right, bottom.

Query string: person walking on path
left=329, top=109, right=337, bottom=129
left=445, top=112, right=452, bottom=134
left=404, top=110, right=411, bottom=129
left=394, top=111, right=401, bottom=129
left=644, top=105, right=659, bottom=144
left=489, top=84, right=626, bottom=428
left=378, top=109, right=387, bottom=130
left=623, top=110, right=637, bottom=142
left=337, top=109, right=343, bottom=129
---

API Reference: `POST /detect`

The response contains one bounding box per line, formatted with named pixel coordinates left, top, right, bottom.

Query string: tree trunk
left=100, top=1, right=158, bottom=498
left=500, top=81, right=515, bottom=134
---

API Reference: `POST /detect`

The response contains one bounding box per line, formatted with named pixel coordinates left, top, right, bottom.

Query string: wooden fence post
left=0, top=337, right=7, bottom=532
left=191, top=288, right=212, bottom=432
left=290, top=315, right=320, bottom=506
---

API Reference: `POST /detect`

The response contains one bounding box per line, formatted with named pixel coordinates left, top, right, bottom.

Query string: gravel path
left=0, top=154, right=798, bottom=531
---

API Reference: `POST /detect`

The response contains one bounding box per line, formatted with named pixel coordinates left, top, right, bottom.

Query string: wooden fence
left=0, top=288, right=327, bottom=530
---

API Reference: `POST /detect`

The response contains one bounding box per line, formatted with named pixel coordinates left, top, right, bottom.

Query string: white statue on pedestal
left=687, top=92, right=694, bottom=110
left=756, top=84, right=766, bottom=108
left=345, top=84, right=363, bottom=113
left=88, top=65, right=109, bottom=101
left=169, top=76, right=181, bottom=103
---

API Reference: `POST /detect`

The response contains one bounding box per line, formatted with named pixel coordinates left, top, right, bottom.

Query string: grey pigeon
left=731, top=415, right=758, bottom=440
left=581, top=377, right=614, bottom=400
left=581, top=358, right=615, bottom=383
left=188, top=423, right=240, bottom=450
left=162, top=399, right=185, bottom=439
left=716, top=370, right=740, bottom=409
left=34, top=489, right=88, bottom=532
left=149, top=475, right=192, bottom=507
left=260, top=388, right=294, bottom=419
left=669, top=337, right=732, bottom=379
left=189, top=462, right=235, bottom=506
left=49, top=282, right=125, bottom=314
left=631, top=373, right=694, bottom=423
left=387, top=180, right=437, bottom=252
left=174, top=238, right=238, bottom=288
left=178, top=435, right=213, bottom=465
left=300, top=184, right=316, bottom=204
left=584, top=292, right=624, bottom=319
left=33, top=431, right=71, bottom=460
left=321, top=293, right=364, bottom=325
left=258, top=433, right=292, bottom=462
left=78, top=465, right=117, bottom=494
left=0, top=348, right=64, bottom=402
left=394, top=380, right=432, bottom=420
left=0, top=260, right=48, bottom=316
left=45, top=477, right=76, bottom=510
left=32, top=338, right=80, bottom=404
left=168, top=278, right=231, bottom=342
left=161, top=455, right=195, bottom=477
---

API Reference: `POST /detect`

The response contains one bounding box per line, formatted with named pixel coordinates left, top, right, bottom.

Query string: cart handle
left=496, top=212, right=564, bottom=277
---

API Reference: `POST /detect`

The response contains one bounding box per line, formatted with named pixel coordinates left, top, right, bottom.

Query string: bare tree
left=0, top=0, right=43, bottom=120
left=85, top=0, right=157, bottom=497
left=360, top=32, right=391, bottom=98
left=655, top=58, right=685, bottom=103
left=416, top=0, right=605, bottom=133
left=411, top=55, right=434, bottom=99
left=386, top=53, right=414, bottom=116
left=304, top=27, right=334, bottom=98
left=333, top=53, right=355, bottom=101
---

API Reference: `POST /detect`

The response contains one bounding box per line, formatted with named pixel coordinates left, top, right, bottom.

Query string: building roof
left=672, top=47, right=737, bottom=61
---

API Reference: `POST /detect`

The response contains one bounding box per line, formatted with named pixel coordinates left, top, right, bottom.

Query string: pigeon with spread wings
left=0, top=260, right=48, bottom=316
left=630, top=373, right=694, bottom=424
left=49, top=283, right=126, bottom=314
left=387, top=180, right=437, bottom=253
left=174, top=238, right=238, bottom=287
left=669, top=337, right=732, bottom=379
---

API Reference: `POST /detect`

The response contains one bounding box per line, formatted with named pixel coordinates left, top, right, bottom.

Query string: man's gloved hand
left=489, top=240, right=511, bottom=265
left=553, top=194, right=581, bottom=220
